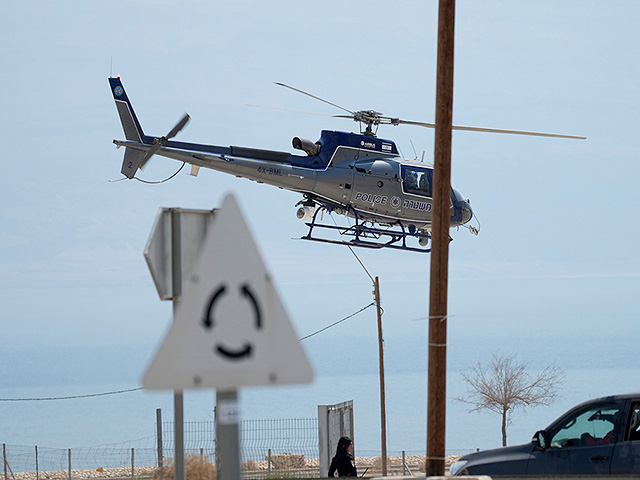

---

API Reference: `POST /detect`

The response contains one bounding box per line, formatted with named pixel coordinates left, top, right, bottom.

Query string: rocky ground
left=6, top=455, right=462, bottom=480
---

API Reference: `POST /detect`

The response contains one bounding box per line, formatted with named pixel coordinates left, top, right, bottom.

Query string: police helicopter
left=109, top=77, right=584, bottom=253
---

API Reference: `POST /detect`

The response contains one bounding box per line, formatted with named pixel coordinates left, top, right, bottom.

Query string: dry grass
left=153, top=455, right=216, bottom=480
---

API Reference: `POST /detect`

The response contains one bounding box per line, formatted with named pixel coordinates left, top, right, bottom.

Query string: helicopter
left=109, top=77, right=584, bottom=253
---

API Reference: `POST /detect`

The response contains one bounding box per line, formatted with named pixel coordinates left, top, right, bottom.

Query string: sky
left=1, top=0, right=639, bottom=453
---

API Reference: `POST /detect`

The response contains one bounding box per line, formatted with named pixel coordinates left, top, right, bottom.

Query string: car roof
left=574, top=392, right=640, bottom=408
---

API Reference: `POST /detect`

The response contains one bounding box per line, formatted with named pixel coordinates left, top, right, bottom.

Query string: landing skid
left=301, top=206, right=434, bottom=253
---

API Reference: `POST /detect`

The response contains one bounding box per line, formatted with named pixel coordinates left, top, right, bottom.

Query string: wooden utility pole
left=426, top=0, right=455, bottom=476
left=374, top=276, right=387, bottom=475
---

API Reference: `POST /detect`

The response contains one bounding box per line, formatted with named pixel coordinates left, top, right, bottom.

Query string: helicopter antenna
left=410, top=140, right=418, bottom=160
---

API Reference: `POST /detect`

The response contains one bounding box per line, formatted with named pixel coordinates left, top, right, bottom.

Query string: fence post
left=402, top=451, right=406, bottom=476
left=267, top=449, right=271, bottom=475
left=156, top=408, right=163, bottom=469
left=67, top=449, right=71, bottom=480
left=35, top=446, right=39, bottom=480
left=131, top=448, right=134, bottom=480
left=2, top=446, right=16, bottom=480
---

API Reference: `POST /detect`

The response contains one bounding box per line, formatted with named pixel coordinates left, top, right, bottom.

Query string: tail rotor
left=138, top=113, right=191, bottom=169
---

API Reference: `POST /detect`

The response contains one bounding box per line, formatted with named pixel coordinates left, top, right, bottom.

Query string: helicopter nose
left=461, top=202, right=473, bottom=225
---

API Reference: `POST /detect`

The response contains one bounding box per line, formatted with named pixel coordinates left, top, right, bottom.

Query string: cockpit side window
left=402, top=166, right=432, bottom=197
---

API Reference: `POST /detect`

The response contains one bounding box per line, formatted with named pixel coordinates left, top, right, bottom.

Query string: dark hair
left=335, top=436, right=352, bottom=456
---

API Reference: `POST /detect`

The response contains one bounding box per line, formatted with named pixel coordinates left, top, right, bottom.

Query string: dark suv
left=450, top=393, right=640, bottom=476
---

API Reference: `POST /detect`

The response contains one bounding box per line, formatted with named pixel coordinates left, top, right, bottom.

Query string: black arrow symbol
left=203, top=285, right=226, bottom=330
left=241, top=283, right=262, bottom=329
left=216, top=343, right=253, bottom=359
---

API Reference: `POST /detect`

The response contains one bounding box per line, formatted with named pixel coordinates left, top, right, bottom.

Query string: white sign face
left=143, top=194, right=314, bottom=390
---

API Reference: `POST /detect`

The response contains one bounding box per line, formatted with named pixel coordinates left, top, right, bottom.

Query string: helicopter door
left=400, top=165, right=444, bottom=222
left=350, top=157, right=400, bottom=217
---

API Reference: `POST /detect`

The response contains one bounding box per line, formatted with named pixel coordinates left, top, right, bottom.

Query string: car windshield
left=549, top=403, right=620, bottom=448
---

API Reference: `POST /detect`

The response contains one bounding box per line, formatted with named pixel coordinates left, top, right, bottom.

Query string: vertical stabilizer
left=109, top=77, right=149, bottom=178
left=109, top=77, right=145, bottom=142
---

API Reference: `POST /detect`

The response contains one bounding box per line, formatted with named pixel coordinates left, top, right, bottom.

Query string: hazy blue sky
left=1, top=0, right=639, bottom=452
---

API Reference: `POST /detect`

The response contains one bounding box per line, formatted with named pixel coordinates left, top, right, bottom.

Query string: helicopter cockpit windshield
left=401, top=165, right=432, bottom=197
left=452, top=188, right=467, bottom=203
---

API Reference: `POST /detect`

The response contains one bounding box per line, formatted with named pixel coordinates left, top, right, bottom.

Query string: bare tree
left=456, top=352, right=565, bottom=447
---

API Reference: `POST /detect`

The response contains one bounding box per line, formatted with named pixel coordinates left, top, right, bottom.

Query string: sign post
left=170, top=209, right=185, bottom=480
left=216, top=390, right=241, bottom=480
left=145, top=207, right=216, bottom=480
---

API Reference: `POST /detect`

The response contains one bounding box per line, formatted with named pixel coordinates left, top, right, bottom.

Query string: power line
left=4, top=303, right=375, bottom=402
left=0, top=387, right=144, bottom=402
left=299, top=302, right=376, bottom=341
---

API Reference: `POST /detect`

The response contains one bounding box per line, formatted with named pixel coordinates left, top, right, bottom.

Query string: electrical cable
left=4, top=302, right=378, bottom=401
left=347, top=244, right=374, bottom=283
left=299, top=302, right=376, bottom=341
left=0, top=387, right=144, bottom=402
left=328, top=212, right=374, bottom=283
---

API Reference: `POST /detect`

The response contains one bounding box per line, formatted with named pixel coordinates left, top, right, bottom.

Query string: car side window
left=549, top=403, right=621, bottom=449
left=626, top=402, right=640, bottom=442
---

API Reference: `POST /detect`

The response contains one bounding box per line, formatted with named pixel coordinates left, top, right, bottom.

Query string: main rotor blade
left=247, top=103, right=336, bottom=117
left=450, top=124, right=586, bottom=139
left=166, top=113, right=191, bottom=139
left=273, top=83, right=585, bottom=140
left=275, top=82, right=354, bottom=116
left=392, top=118, right=585, bottom=139
left=383, top=118, right=436, bottom=128
left=333, top=114, right=359, bottom=119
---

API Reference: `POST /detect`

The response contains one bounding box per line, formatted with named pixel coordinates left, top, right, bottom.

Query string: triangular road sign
left=143, top=194, right=313, bottom=390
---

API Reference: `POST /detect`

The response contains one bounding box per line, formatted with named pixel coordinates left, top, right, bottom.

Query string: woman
left=328, top=436, right=357, bottom=477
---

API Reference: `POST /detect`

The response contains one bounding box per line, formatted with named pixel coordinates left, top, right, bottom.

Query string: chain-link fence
left=2, top=440, right=158, bottom=475
left=3, top=417, right=318, bottom=479
left=2, top=419, right=467, bottom=479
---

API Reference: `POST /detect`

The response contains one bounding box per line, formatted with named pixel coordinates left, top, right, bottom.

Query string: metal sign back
left=144, top=208, right=216, bottom=300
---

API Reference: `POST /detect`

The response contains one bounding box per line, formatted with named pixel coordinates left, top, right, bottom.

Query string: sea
left=1, top=330, right=637, bottom=461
